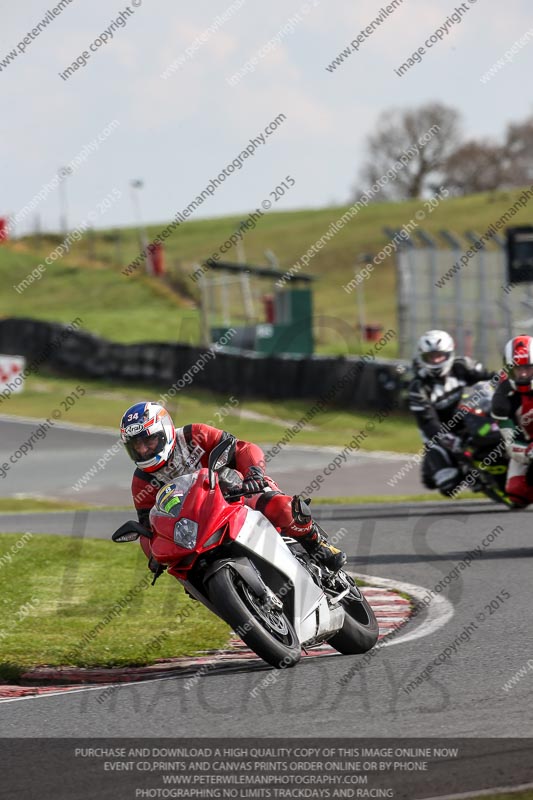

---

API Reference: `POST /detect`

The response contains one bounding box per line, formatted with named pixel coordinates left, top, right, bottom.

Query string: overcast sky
left=2, top=0, right=533, bottom=235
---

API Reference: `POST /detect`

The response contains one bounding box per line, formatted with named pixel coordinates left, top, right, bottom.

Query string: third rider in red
left=492, top=335, right=533, bottom=507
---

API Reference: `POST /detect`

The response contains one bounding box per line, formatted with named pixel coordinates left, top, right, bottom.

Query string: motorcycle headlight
left=173, top=518, right=198, bottom=549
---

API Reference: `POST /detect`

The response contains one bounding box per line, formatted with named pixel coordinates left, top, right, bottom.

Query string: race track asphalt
left=2, top=417, right=533, bottom=796
left=1, top=501, right=531, bottom=742
left=0, top=416, right=424, bottom=505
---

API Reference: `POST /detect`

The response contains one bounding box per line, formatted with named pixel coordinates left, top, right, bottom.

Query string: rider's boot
left=290, top=495, right=347, bottom=573
left=300, top=526, right=348, bottom=573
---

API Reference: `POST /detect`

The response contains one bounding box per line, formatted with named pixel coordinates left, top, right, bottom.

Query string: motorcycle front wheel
left=207, top=564, right=301, bottom=669
left=328, top=586, right=379, bottom=655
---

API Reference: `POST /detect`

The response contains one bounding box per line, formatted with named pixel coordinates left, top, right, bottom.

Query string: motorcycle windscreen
left=154, top=474, right=199, bottom=516
left=150, top=473, right=202, bottom=562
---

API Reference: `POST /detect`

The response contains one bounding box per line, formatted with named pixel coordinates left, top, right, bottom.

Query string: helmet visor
left=125, top=431, right=167, bottom=462
left=421, top=350, right=450, bottom=366
left=510, top=364, right=533, bottom=386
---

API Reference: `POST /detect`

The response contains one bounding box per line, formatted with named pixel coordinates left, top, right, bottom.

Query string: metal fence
left=394, top=228, right=533, bottom=367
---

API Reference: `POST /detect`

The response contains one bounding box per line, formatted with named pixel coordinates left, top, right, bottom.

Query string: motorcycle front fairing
left=148, top=470, right=248, bottom=573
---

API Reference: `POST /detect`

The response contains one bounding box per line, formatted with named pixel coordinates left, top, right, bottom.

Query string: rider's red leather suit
left=131, top=423, right=310, bottom=560
left=492, top=378, right=533, bottom=505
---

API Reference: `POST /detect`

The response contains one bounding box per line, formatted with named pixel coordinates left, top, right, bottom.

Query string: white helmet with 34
left=120, top=401, right=176, bottom=473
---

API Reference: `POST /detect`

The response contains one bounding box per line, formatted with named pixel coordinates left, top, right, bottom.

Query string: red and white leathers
left=492, top=376, right=533, bottom=506
left=131, top=423, right=313, bottom=561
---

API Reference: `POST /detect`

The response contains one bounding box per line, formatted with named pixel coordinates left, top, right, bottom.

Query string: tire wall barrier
left=0, top=318, right=406, bottom=411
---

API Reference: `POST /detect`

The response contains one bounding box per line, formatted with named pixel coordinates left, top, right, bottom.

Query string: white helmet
left=416, top=330, right=455, bottom=377
left=120, top=401, right=176, bottom=473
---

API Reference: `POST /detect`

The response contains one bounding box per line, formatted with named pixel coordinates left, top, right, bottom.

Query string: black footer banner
left=2, top=738, right=533, bottom=800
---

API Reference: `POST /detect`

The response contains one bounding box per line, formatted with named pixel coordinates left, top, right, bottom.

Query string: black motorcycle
left=454, top=381, right=517, bottom=508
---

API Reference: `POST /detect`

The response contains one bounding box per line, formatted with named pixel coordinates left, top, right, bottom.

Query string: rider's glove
left=439, top=433, right=462, bottom=453
left=526, top=443, right=533, bottom=461
left=291, top=494, right=312, bottom=525
left=242, top=466, right=268, bottom=495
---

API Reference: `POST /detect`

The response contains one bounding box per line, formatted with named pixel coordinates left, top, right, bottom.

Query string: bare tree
left=441, top=139, right=507, bottom=195
left=504, top=115, right=533, bottom=186
left=356, top=102, right=462, bottom=200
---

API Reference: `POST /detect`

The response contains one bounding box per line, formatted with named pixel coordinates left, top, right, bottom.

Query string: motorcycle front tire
left=207, top=564, right=301, bottom=669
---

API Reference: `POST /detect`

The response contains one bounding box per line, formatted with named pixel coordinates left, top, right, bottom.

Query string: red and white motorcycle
left=112, top=439, right=378, bottom=668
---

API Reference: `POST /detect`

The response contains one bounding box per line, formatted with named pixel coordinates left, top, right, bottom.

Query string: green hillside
left=0, top=246, right=199, bottom=344
left=2, top=187, right=530, bottom=352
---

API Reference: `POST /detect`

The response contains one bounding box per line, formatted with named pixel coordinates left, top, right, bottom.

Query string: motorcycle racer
left=408, top=330, right=494, bottom=495
left=120, top=401, right=346, bottom=572
left=492, top=335, right=533, bottom=507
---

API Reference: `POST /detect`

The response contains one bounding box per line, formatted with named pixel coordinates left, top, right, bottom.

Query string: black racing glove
left=439, top=433, right=462, bottom=454
left=291, top=495, right=312, bottom=525
left=242, top=466, right=268, bottom=495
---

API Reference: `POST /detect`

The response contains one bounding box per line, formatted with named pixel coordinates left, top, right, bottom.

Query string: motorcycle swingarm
left=203, top=556, right=270, bottom=600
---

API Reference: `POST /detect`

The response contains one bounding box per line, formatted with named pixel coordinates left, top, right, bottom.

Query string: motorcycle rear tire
left=207, top=564, right=301, bottom=669
left=328, top=588, right=379, bottom=655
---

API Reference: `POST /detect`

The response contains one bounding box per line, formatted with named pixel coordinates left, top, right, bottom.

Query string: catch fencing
left=394, top=228, right=530, bottom=366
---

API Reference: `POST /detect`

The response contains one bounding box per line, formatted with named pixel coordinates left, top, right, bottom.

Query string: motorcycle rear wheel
left=328, top=587, right=379, bottom=655
left=208, top=564, right=301, bottom=669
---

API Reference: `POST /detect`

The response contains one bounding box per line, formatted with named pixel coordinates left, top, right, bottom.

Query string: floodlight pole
left=355, top=252, right=374, bottom=342
left=198, top=271, right=211, bottom=346
left=236, top=220, right=246, bottom=265
left=130, top=179, right=150, bottom=274
left=58, top=166, right=72, bottom=236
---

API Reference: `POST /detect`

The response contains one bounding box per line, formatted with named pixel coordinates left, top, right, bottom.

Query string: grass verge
left=313, top=493, right=479, bottom=504
left=0, top=498, right=96, bottom=513
left=0, top=533, right=229, bottom=683
left=1, top=373, right=418, bottom=452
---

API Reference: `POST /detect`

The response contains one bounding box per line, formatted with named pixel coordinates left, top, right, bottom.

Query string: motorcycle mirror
left=207, top=437, right=234, bottom=489
left=208, top=437, right=233, bottom=472
left=112, top=520, right=153, bottom=542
